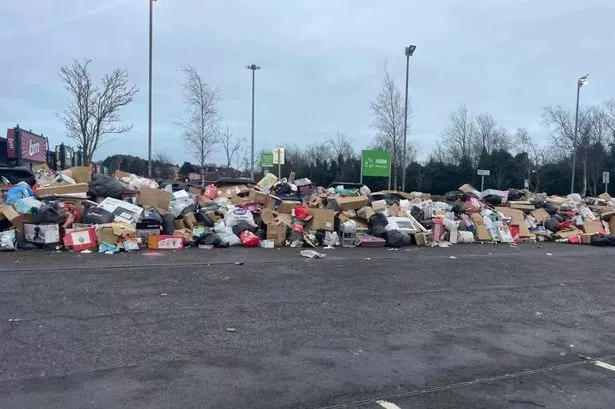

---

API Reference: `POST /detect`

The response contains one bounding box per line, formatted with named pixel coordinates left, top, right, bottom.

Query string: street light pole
left=147, top=0, right=156, bottom=178
left=401, top=45, right=416, bottom=193
left=246, top=64, right=261, bottom=181
left=570, top=73, right=588, bottom=194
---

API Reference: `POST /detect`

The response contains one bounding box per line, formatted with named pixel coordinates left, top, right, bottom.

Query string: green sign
left=101, top=165, right=109, bottom=176
left=361, top=150, right=391, bottom=177
left=261, top=152, right=274, bottom=167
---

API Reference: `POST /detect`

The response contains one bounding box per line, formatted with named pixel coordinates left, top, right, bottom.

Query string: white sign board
left=273, top=147, right=285, bottom=165
left=603, top=171, right=610, bottom=184
left=477, top=169, right=490, bottom=176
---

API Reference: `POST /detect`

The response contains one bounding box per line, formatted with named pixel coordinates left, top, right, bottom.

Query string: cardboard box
left=414, top=231, right=434, bottom=246
left=0, top=205, right=24, bottom=239
left=217, top=184, right=249, bottom=198
left=508, top=201, right=536, bottom=212
left=357, top=206, right=375, bottom=221
left=173, top=229, right=194, bottom=244
left=36, top=183, right=89, bottom=198
left=555, top=227, right=584, bottom=239
left=63, top=227, right=97, bottom=251
left=175, top=219, right=186, bottom=230
left=262, top=209, right=290, bottom=247
left=305, top=195, right=323, bottom=208
left=24, top=223, right=60, bottom=244
left=148, top=235, right=184, bottom=250
left=471, top=213, right=492, bottom=241
left=32, top=163, right=51, bottom=174
left=277, top=200, right=301, bottom=214
left=97, top=223, right=136, bottom=245
left=138, top=187, right=171, bottom=215
left=183, top=212, right=197, bottom=228
left=580, top=233, right=594, bottom=244
left=495, top=207, right=532, bottom=238
left=333, top=196, right=368, bottom=211
left=66, top=167, right=92, bottom=183
left=97, top=197, right=143, bottom=223
left=188, top=186, right=203, bottom=195
left=371, top=199, right=387, bottom=213
left=308, top=208, right=336, bottom=231
left=114, top=170, right=133, bottom=180
left=582, top=219, right=603, bottom=234
left=530, top=208, right=550, bottom=223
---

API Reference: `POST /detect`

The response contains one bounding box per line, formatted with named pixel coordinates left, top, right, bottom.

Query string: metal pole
left=402, top=51, right=410, bottom=192
left=250, top=68, right=255, bottom=181
left=571, top=82, right=581, bottom=194
left=147, top=0, right=153, bottom=178
left=481, top=175, right=485, bottom=192
left=360, top=151, right=363, bottom=185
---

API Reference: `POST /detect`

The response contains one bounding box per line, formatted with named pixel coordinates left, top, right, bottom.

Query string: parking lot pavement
left=0, top=243, right=614, bottom=408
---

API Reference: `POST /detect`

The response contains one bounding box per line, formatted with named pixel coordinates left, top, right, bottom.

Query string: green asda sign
left=261, top=152, right=273, bottom=167
left=361, top=150, right=391, bottom=177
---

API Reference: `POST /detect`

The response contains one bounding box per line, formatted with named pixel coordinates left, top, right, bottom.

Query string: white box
left=97, top=197, right=143, bottom=224
left=385, top=217, right=418, bottom=234
left=24, top=223, right=60, bottom=244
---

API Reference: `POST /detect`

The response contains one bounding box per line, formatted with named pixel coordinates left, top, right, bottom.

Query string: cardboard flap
left=138, top=187, right=171, bottom=214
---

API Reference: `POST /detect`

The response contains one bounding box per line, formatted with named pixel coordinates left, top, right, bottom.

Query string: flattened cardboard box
left=96, top=223, right=136, bottom=245
left=530, top=208, right=550, bottom=223
left=470, top=213, right=491, bottom=241
left=333, top=196, right=368, bottom=211
left=308, top=208, right=336, bottom=231
left=0, top=205, right=23, bottom=239
left=582, top=220, right=603, bottom=234
left=495, top=207, right=532, bottom=238
left=217, top=184, right=249, bottom=198
left=66, top=167, right=92, bottom=183
left=138, top=187, right=171, bottom=215
left=36, top=183, right=89, bottom=198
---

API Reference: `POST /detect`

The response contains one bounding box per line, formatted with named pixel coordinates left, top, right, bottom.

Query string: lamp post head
left=246, top=64, right=261, bottom=70
left=405, top=45, right=416, bottom=56
left=578, top=74, right=589, bottom=87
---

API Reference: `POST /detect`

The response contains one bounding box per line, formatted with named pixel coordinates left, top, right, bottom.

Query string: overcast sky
left=1, top=0, right=614, bottom=165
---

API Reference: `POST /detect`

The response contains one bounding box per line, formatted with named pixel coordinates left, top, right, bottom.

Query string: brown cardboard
left=470, top=213, right=492, bottom=241
left=114, top=170, right=132, bottom=180
left=530, top=208, right=550, bottom=223
left=138, top=187, right=171, bottom=214
left=261, top=210, right=289, bottom=247
left=580, top=233, right=594, bottom=244
left=0, top=205, right=24, bottom=239
left=610, top=217, right=615, bottom=236
left=308, top=208, right=336, bottom=231
left=357, top=206, right=375, bottom=221
left=217, top=184, right=249, bottom=198
left=582, top=220, right=603, bottom=234
left=546, top=196, right=566, bottom=206
left=198, top=196, right=214, bottom=207
left=508, top=201, right=536, bottom=212
left=175, top=220, right=187, bottom=230
left=183, top=212, right=197, bottom=228
left=598, top=192, right=612, bottom=200
left=305, top=195, right=323, bottom=208
left=371, top=200, right=388, bottom=212
left=173, top=229, right=195, bottom=244
left=495, top=207, right=532, bottom=238
left=97, top=223, right=136, bottom=244
left=31, top=163, right=51, bottom=174
left=333, top=196, right=368, bottom=211
left=555, top=227, right=584, bottom=239
left=414, top=231, right=434, bottom=246
left=67, top=167, right=92, bottom=183
left=36, top=183, right=89, bottom=198
left=278, top=200, right=301, bottom=214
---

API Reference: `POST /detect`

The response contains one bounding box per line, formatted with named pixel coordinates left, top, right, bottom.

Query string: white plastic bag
left=169, top=190, right=194, bottom=217
left=214, top=226, right=241, bottom=246
left=0, top=230, right=17, bottom=251
left=224, top=208, right=255, bottom=228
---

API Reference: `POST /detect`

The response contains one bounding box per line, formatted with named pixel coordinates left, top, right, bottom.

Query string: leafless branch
left=57, top=59, right=138, bottom=164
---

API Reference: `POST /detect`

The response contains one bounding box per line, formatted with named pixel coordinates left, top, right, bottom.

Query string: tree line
left=58, top=58, right=615, bottom=195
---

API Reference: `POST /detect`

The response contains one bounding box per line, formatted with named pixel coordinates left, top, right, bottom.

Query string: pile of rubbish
left=2, top=166, right=615, bottom=253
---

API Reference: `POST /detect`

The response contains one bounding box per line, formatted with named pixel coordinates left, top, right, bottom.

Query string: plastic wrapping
left=0, top=230, right=17, bottom=251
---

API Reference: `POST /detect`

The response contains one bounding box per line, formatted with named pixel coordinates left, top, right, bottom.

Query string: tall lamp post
left=147, top=0, right=157, bottom=178
left=570, top=73, right=589, bottom=194
left=246, top=64, right=261, bottom=181
left=401, top=45, right=416, bottom=192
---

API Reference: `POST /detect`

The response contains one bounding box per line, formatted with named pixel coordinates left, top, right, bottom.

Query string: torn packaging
left=138, top=187, right=171, bottom=215
left=470, top=213, right=492, bottom=241
left=495, top=207, right=533, bottom=238
left=0, top=205, right=24, bottom=239
left=36, top=183, right=89, bottom=198
left=332, top=196, right=368, bottom=211
left=262, top=210, right=290, bottom=247
left=308, top=208, right=336, bottom=231
left=96, top=223, right=136, bottom=246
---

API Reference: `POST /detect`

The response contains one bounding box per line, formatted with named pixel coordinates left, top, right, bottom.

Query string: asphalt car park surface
left=0, top=243, right=614, bottom=408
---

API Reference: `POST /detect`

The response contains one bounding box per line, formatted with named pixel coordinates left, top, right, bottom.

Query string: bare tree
left=471, top=113, right=510, bottom=163
left=58, top=59, right=138, bottom=164
left=440, top=104, right=474, bottom=164
left=369, top=67, right=408, bottom=188
left=178, top=65, right=220, bottom=184
left=326, top=132, right=355, bottom=161
left=220, top=126, right=246, bottom=168
left=543, top=105, right=607, bottom=195
left=153, top=150, right=172, bottom=164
